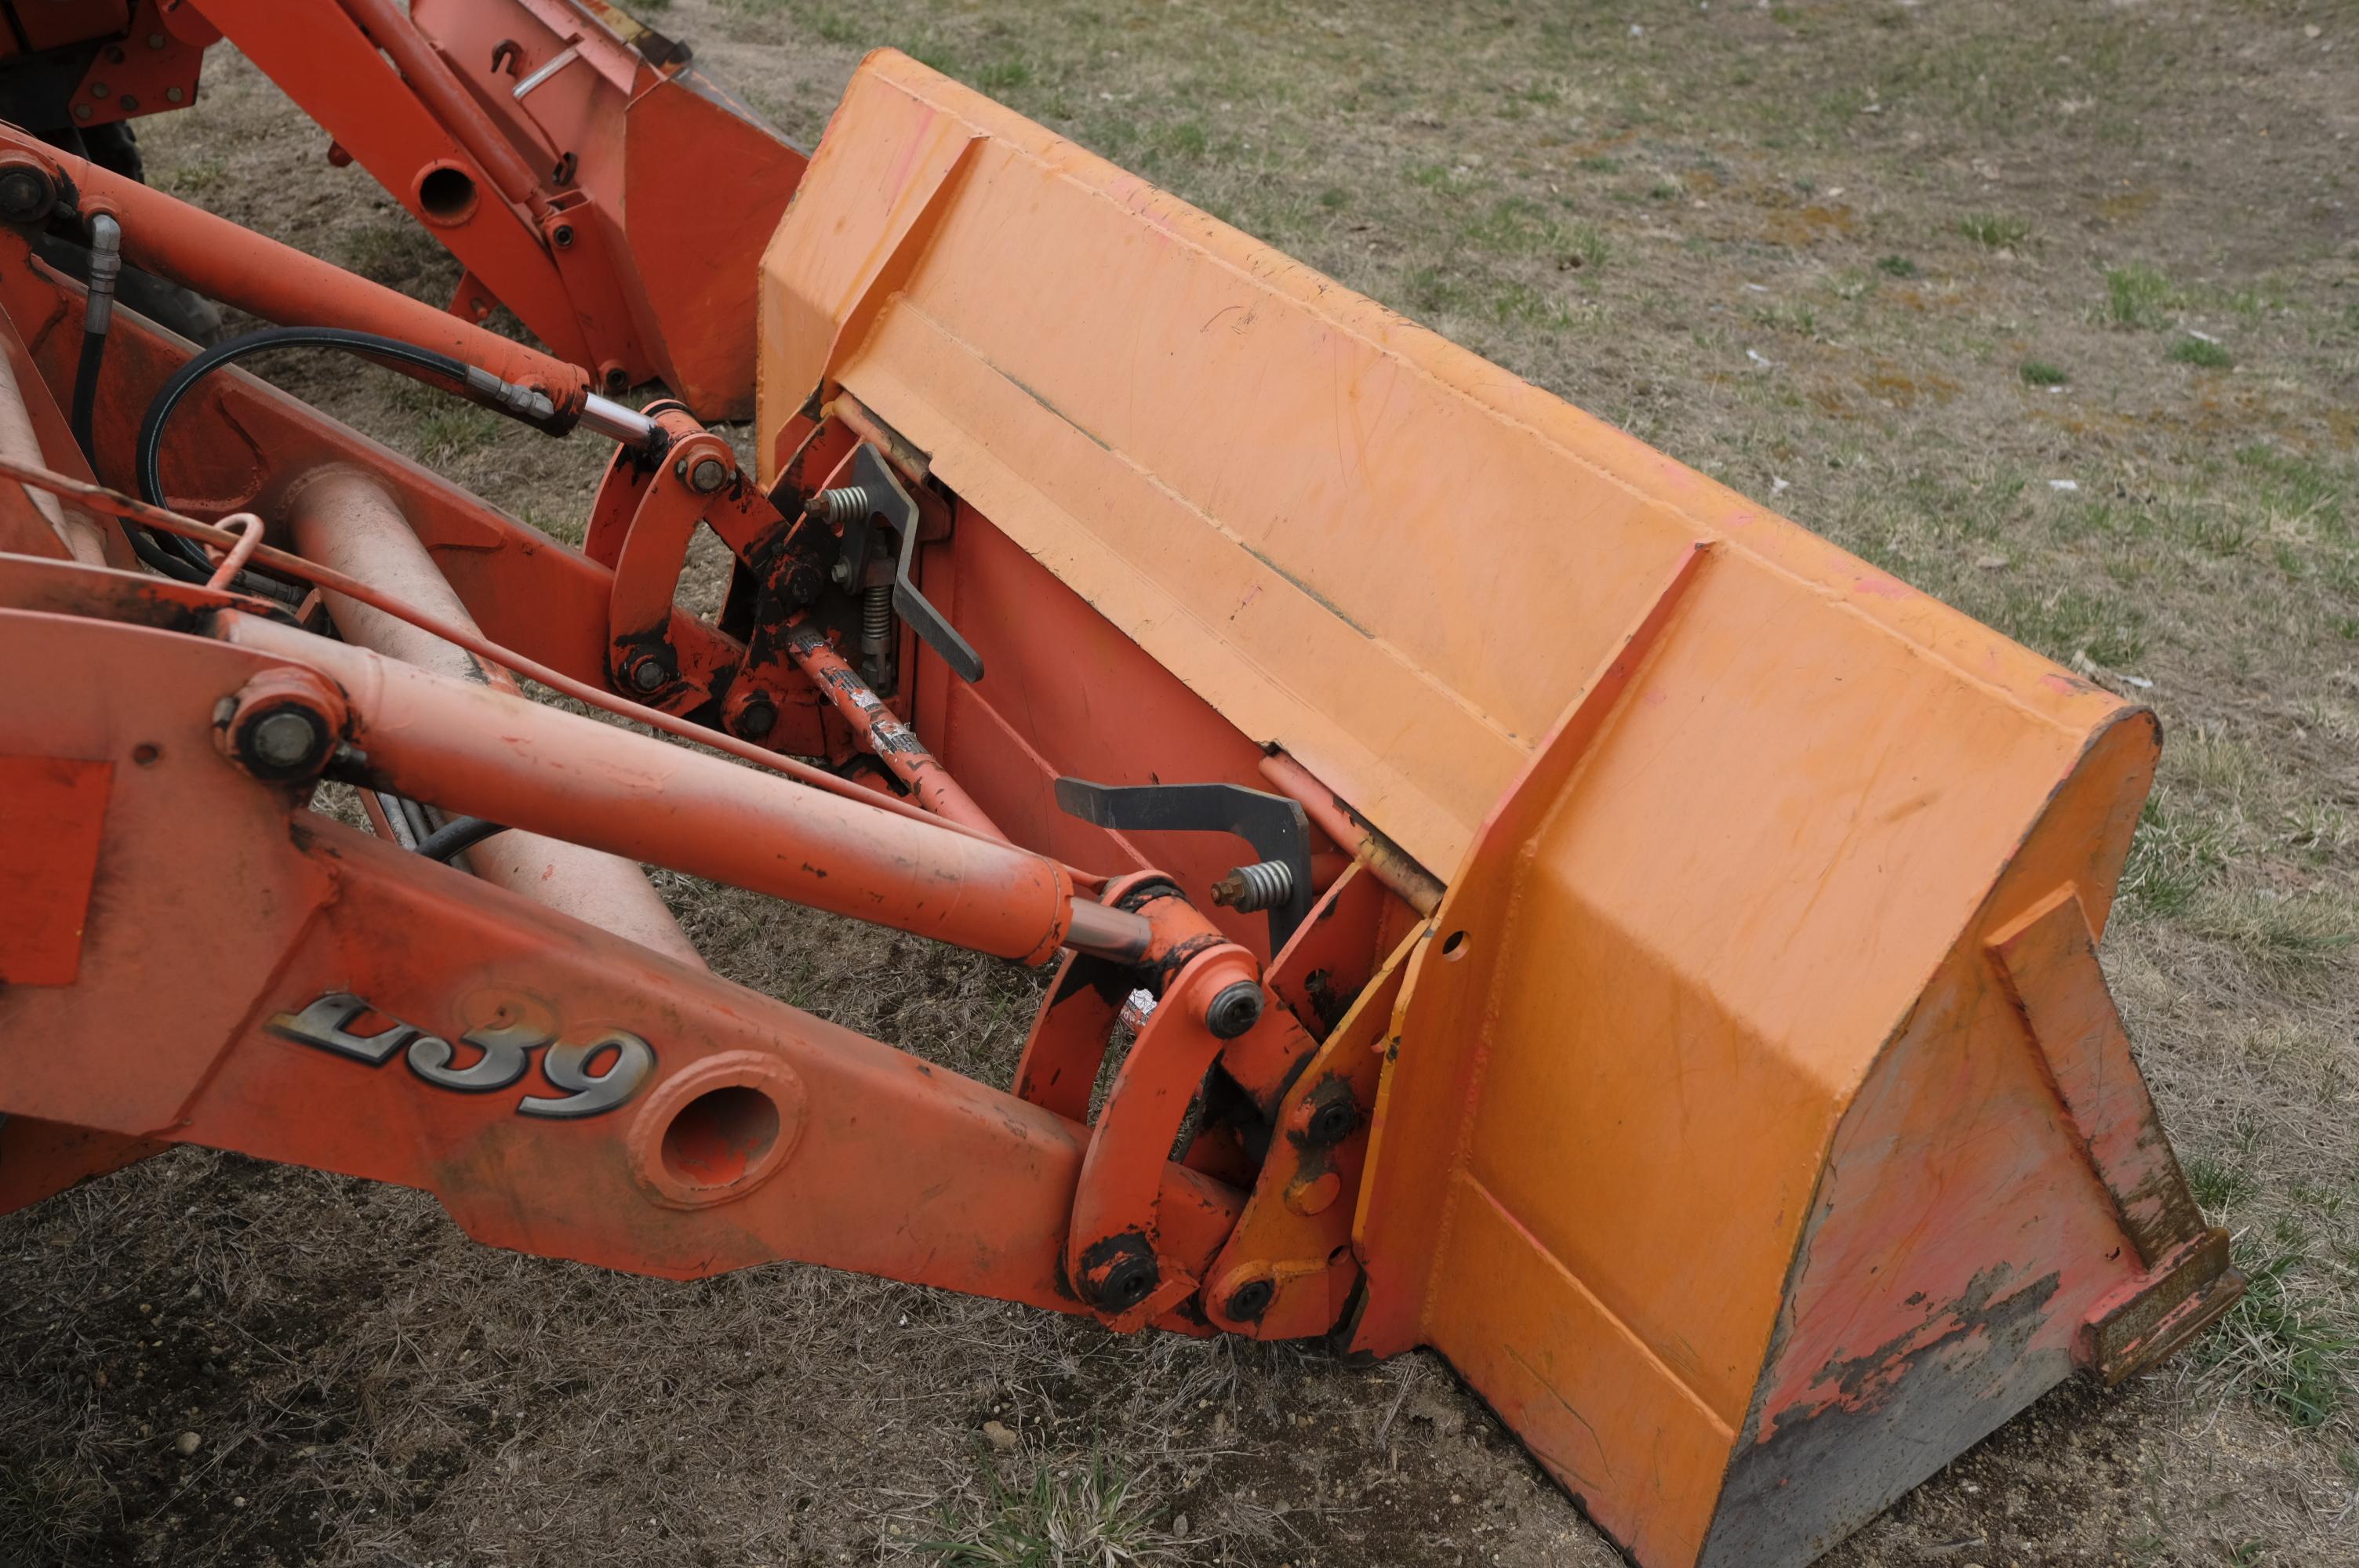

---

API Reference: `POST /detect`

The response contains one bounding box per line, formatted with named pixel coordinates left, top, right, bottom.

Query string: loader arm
left=0, top=48, right=2236, bottom=1568
left=0, top=0, right=805, bottom=416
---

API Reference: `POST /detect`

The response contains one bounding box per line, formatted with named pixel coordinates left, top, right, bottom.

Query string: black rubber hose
left=136, top=325, right=474, bottom=521
left=68, top=328, right=104, bottom=465
left=415, top=815, right=508, bottom=863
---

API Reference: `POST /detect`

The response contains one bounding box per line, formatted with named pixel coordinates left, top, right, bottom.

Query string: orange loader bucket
left=757, top=52, right=2241, bottom=1568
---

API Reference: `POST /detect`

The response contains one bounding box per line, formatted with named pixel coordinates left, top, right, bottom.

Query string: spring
left=812, top=485, right=872, bottom=526
left=1214, top=859, right=1295, bottom=913
left=860, top=581, right=893, bottom=650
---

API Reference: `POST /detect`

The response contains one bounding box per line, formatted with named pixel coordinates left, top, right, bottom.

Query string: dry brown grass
left=5, top=1, right=2358, bottom=1564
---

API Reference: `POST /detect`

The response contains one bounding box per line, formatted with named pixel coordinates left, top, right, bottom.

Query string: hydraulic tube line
left=284, top=468, right=704, bottom=967
left=1258, top=750, right=1445, bottom=917
left=221, top=612, right=1156, bottom=967
left=780, top=619, right=1006, bottom=839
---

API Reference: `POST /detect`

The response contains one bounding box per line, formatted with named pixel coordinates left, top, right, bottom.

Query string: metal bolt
left=628, top=657, right=667, bottom=693
left=1097, top=1254, right=1159, bottom=1313
left=71, top=104, right=91, bottom=122
left=1223, top=1277, right=1274, bottom=1323
left=248, top=711, right=321, bottom=770
left=1211, top=859, right=1294, bottom=913
left=688, top=456, right=729, bottom=494
left=119, top=95, right=138, bottom=111
left=1204, top=981, right=1264, bottom=1040
left=830, top=557, right=853, bottom=586
left=737, top=699, right=777, bottom=739
left=0, top=166, right=56, bottom=223
left=1304, top=1093, right=1358, bottom=1148
left=165, top=86, right=184, bottom=103
left=89, top=82, right=109, bottom=98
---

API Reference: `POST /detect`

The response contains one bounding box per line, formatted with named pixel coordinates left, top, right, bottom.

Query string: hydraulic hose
left=69, top=211, right=120, bottom=466
left=63, top=212, right=189, bottom=573
left=136, top=325, right=475, bottom=516
left=414, top=815, right=508, bottom=863
left=70, top=207, right=122, bottom=464
left=131, top=325, right=590, bottom=584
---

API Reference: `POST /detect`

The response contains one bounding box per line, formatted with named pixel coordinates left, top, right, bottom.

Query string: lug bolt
left=1223, top=1277, right=1274, bottom=1323
left=218, top=670, right=345, bottom=782
left=1302, top=1087, right=1358, bottom=1147
left=627, top=657, right=667, bottom=693
left=0, top=164, right=57, bottom=224
left=689, top=456, right=729, bottom=494
left=1097, top=1254, right=1159, bottom=1313
left=1204, top=981, right=1265, bottom=1040
left=249, top=711, right=321, bottom=770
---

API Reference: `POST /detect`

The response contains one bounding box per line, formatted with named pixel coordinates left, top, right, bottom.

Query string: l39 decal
left=267, top=993, right=656, bottom=1119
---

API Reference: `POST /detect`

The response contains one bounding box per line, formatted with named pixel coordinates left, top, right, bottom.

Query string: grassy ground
left=5, top=0, right=2357, bottom=1563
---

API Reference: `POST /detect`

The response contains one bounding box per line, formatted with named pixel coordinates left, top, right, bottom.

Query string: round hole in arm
left=414, top=162, right=479, bottom=226
left=1441, top=929, right=1470, bottom=960
left=626, top=1051, right=807, bottom=1210
left=660, top=1084, right=781, bottom=1189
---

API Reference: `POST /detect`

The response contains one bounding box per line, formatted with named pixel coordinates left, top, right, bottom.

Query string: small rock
left=174, top=1432, right=201, bottom=1457
left=1172, top=1513, right=1190, bottom=1536
left=2047, top=478, right=2079, bottom=492
left=981, top=1421, right=1019, bottom=1454
left=1975, top=554, right=2008, bottom=571
left=2306, top=24, right=2321, bottom=37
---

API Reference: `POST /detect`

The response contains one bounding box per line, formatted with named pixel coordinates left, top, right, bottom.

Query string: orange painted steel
left=0, top=576, right=1236, bottom=1319
left=780, top=615, right=1005, bottom=838
left=1258, top=749, right=1444, bottom=917
left=216, top=611, right=1136, bottom=967
left=0, top=38, right=2241, bottom=1568
left=0, top=332, right=107, bottom=565
left=0, top=0, right=807, bottom=413
left=336, top=0, right=560, bottom=223
left=174, top=0, right=802, bottom=412
left=752, top=53, right=2237, bottom=1568
left=0, top=130, right=589, bottom=417
left=284, top=465, right=704, bottom=967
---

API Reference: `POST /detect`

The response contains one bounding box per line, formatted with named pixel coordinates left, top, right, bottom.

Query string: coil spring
left=1215, top=859, right=1295, bottom=913
left=812, top=485, right=872, bottom=526
left=860, top=581, right=893, bottom=648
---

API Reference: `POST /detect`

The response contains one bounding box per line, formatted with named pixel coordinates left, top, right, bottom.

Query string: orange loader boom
left=0, top=0, right=805, bottom=416
left=0, top=49, right=2237, bottom=1568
